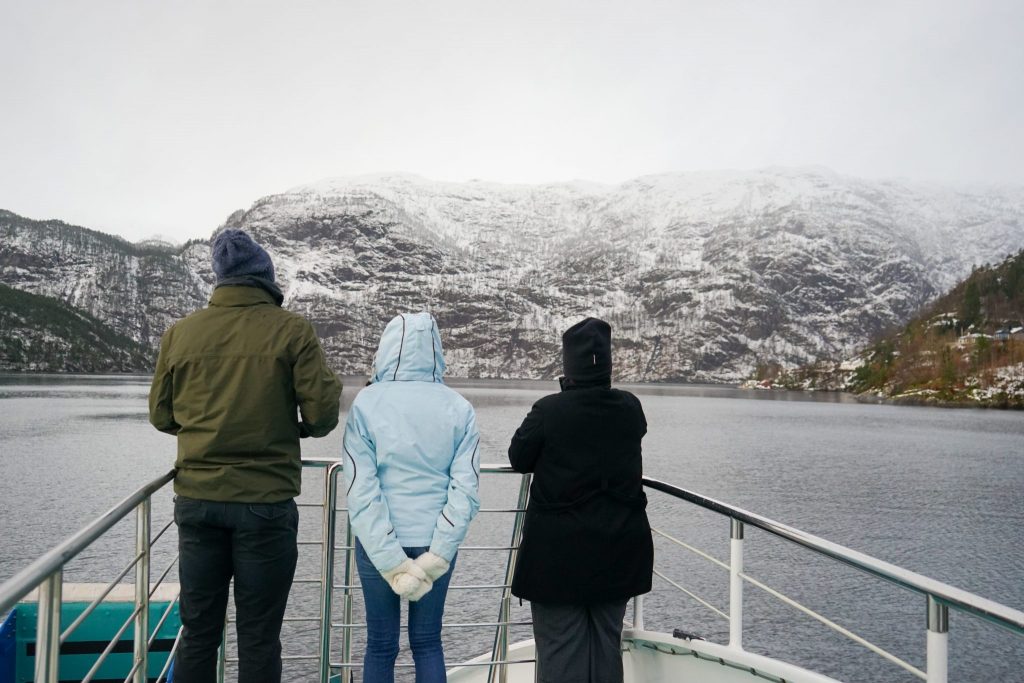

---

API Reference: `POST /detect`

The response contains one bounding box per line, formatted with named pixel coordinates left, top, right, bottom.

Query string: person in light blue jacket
left=343, top=312, right=481, bottom=683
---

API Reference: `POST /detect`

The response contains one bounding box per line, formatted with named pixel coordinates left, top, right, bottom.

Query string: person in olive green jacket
left=149, top=229, right=342, bottom=683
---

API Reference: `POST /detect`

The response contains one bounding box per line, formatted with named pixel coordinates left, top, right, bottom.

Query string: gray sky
left=1, top=0, right=1022, bottom=242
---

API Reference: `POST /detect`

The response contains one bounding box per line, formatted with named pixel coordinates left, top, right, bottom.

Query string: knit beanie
left=211, top=229, right=275, bottom=282
left=561, top=318, right=612, bottom=382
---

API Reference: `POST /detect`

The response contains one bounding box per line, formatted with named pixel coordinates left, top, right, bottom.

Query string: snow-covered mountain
left=3, top=168, right=1024, bottom=381
left=0, top=211, right=213, bottom=350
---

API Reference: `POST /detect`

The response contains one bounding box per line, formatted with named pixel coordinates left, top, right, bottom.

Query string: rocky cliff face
left=2, top=168, right=1023, bottom=382
left=0, top=211, right=213, bottom=349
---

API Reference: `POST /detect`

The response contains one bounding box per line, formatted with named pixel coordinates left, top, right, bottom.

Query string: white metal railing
left=4, top=462, right=1023, bottom=683
left=0, top=469, right=176, bottom=683
left=0, top=459, right=537, bottom=683
left=286, top=461, right=535, bottom=683
left=640, top=477, right=1024, bottom=683
left=0, top=458, right=540, bottom=683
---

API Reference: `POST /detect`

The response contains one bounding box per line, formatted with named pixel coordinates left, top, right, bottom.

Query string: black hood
left=561, top=317, right=612, bottom=384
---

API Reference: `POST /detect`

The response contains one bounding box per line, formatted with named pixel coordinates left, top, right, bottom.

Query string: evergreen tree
left=961, top=281, right=982, bottom=330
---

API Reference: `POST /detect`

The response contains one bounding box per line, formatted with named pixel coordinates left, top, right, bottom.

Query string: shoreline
left=742, top=380, right=1024, bottom=410
left=5, top=371, right=1021, bottom=409
left=853, top=391, right=1024, bottom=410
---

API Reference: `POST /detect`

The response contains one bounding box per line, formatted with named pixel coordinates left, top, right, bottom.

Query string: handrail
left=0, top=458, right=528, bottom=683
left=60, top=551, right=144, bottom=644
left=0, top=469, right=176, bottom=616
left=325, top=461, right=525, bottom=683
left=642, top=476, right=1024, bottom=635
left=6, top=457, right=1020, bottom=683
left=651, top=524, right=930, bottom=679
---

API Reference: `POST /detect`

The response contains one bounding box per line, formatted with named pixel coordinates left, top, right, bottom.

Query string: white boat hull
left=447, top=629, right=843, bottom=683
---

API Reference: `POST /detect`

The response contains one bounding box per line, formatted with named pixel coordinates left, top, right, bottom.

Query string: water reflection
left=86, top=412, right=150, bottom=422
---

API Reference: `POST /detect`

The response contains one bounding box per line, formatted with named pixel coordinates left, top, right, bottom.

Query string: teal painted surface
left=14, top=600, right=179, bottom=682
left=1, top=611, right=14, bottom=683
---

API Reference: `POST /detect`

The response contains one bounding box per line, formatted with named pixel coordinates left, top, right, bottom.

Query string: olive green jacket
left=148, top=285, right=342, bottom=502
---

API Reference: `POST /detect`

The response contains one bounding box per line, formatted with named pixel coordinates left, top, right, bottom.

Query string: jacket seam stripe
left=343, top=445, right=358, bottom=496
left=430, top=317, right=438, bottom=382
left=441, top=511, right=455, bottom=527
left=393, top=314, right=406, bottom=381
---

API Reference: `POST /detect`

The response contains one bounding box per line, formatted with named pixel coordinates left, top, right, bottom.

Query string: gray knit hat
left=211, top=229, right=275, bottom=282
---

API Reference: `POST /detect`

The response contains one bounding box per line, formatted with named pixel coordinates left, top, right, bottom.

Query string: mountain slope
left=756, top=250, right=1024, bottom=406
left=0, top=283, right=153, bottom=372
left=0, top=210, right=212, bottom=349
left=2, top=168, right=1024, bottom=381
left=849, top=249, right=1024, bottom=405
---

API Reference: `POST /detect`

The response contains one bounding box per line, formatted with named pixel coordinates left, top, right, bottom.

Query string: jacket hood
left=371, top=312, right=446, bottom=383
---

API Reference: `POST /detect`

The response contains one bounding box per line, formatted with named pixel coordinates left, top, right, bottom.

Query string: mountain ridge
left=2, top=168, right=1024, bottom=381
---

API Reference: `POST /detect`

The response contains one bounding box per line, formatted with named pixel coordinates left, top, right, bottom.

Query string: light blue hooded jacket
left=343, top=312, right=481, bottom=573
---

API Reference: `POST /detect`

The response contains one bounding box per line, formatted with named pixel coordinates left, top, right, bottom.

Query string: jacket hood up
left=371, top=312, right=446, bottom=383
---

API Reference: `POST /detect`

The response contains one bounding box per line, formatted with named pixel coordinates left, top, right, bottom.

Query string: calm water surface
left=1, top=374, right=1022, bottom=682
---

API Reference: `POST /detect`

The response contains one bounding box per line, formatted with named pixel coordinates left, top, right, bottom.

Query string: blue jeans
left=355, top=540, right=457, bottom=683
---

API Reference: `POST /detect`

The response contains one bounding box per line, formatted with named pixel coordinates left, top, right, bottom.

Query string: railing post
left=633, top=594, right=645, bottom=631
left=729, top=518, right=744, bottom=649
left=488, top=472, right=531, bottom=683
left=499, top=594, right=511, bottom=683
left=338, top=522, right=355, bottom=683
left=34, top=569, right=62, bottom=683
left=319, top=464, right=341, bottom=683
left=927, top=595, right=949, bottom=683
left=134, top=498, right=151, bottom=683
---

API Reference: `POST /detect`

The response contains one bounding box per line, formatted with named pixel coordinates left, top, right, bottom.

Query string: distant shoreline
left=744, top=383, right=1024, bottom=410
left=853, top=391, right=1023, bottom=410
left=12, top=371, right=1020, bottom=408
left=0, top=370, right=728, bottom=388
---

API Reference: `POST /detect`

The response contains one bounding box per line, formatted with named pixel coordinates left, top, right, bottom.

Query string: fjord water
left=1, top=375, right=1022, bottom=682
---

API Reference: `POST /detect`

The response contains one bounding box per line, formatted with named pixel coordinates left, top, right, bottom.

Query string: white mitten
left=407, top=575, right=433, bottom=602
left=414, top=552, right=451, bottom=581
left=380, top=559, right=429, bottom=598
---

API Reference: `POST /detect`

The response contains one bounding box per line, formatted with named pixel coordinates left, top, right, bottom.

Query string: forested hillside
left=758, top=250, right=1024, bottom=407
left=0, top=284, right=153, bottom=373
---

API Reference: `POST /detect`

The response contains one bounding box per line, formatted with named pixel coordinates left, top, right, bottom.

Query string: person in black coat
left=508, top=317, right=653, bottom=683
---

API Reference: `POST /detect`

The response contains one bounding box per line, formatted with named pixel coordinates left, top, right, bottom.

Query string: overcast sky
left=1, top=0, right=1022, bottom=242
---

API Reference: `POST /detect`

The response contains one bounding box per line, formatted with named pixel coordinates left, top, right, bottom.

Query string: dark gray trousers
left=173, top=496, right=298, bottom=683
left=530, top=600, right=629, bottom=683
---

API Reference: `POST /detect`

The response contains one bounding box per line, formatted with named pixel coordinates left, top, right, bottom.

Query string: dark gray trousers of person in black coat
left=508, top=318, right=654, bottom=683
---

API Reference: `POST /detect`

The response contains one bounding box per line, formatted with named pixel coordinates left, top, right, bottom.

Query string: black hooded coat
left=508, top=319, right=654, bottom=604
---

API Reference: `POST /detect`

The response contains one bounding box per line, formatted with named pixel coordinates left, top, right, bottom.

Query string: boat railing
left=0, top=469, right=178, bottom=683
left=640, top=476, right=1024, bottom=683
left=3, top=461, right=1024, bottom=683
left=0, top=458, right=537, bottom=683
left=282, top=459, right=536, bottom=683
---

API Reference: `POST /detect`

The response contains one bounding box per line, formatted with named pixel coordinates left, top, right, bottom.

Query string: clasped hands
left=380, top=552, right=450, bottom=601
